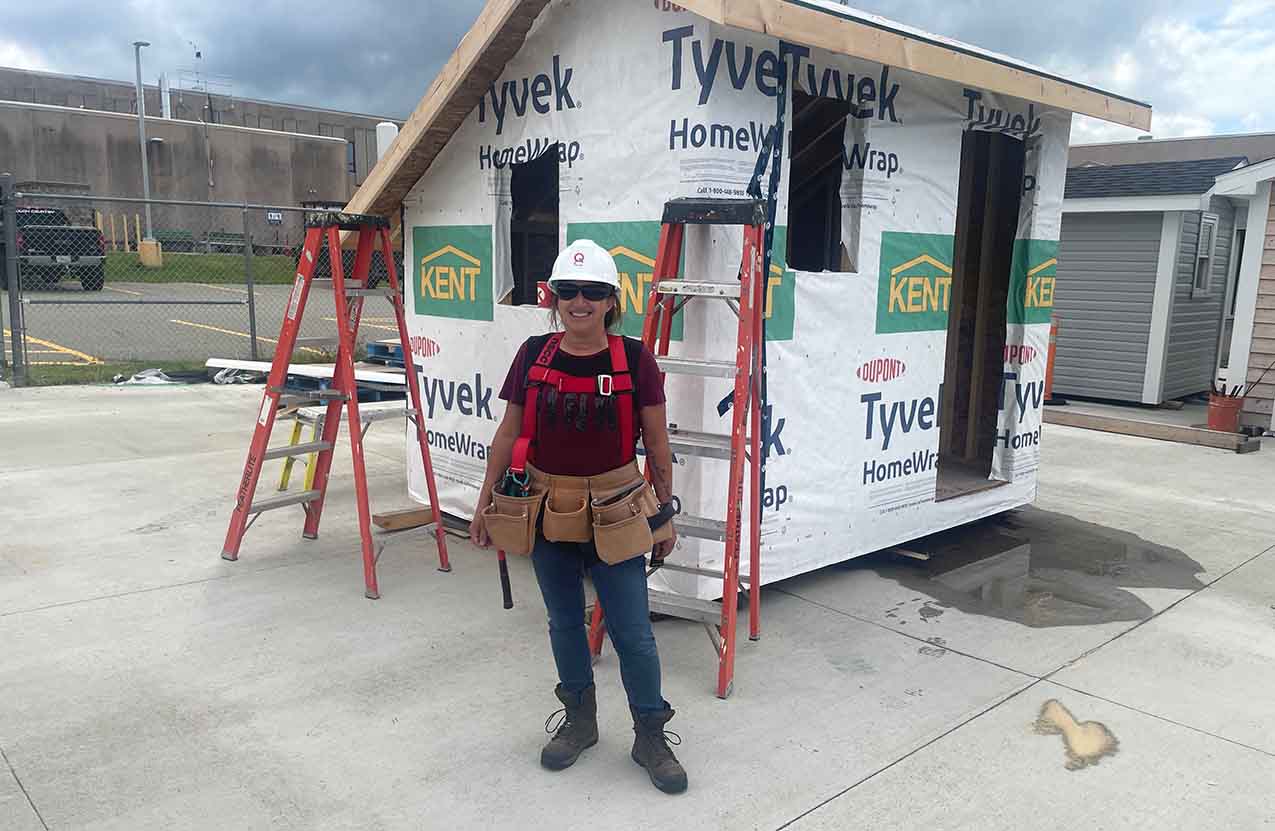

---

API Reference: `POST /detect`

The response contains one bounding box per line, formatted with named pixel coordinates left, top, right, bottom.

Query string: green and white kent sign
left=413, top=225, right=494, bottom=321
left=875, top=231, right=1056, bottom=333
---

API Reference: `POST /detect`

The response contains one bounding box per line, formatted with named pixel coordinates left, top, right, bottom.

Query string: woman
left=469, top=239, right=687, bottom=795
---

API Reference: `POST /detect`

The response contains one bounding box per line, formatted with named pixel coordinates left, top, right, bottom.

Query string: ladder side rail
left=716, top=227, right=762, bottom=699
left=334, top=227, right=383, bottom=598
left=380, top=227, right=452, bottom=572
left=747, top=224, right=765, bottom=641
left=221, top=226, right=325, bottom=560
left=302, top=227, right=375, bottom=539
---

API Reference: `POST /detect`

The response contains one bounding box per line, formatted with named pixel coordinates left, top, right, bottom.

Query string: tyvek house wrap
left=400, top=0, right=1067, bottom=599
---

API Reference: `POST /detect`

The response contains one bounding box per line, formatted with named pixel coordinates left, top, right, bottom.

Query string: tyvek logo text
left=477, top=55, right=576, bottom=136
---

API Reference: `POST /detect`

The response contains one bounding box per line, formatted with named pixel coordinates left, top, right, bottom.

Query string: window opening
left=508, top=143, right=560, bottom=306
left=1193, top=213, right=1218, bottom=296
left=786, top=89, right=853, bottom=272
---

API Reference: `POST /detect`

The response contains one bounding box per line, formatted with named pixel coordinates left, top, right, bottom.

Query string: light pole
left=133, top=40, right=154, bottom=240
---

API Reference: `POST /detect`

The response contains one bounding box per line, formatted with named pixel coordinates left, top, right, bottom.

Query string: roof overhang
left=1209, top=156, right=1275, bottom=197
left=677, top=0, right=1151, bottom=130
left=347, top=0, right=1152, bottom=219
left=1062, top=194, right=1210, bottom=213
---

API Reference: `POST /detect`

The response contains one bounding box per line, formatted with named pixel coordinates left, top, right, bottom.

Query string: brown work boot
left=630, top=705, right=688, bottom=794
left=540, top=684, right=598, bottom=770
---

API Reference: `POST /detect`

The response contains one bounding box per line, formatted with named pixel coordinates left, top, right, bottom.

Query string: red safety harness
left=510, top=333, right=636, bottom=474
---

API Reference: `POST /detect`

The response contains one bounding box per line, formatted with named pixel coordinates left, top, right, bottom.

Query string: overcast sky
left=3, top=0, right=1274, bottom=144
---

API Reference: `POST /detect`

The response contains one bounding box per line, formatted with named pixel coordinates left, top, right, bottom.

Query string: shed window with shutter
left=1193, top=213, right=1218, bottom=296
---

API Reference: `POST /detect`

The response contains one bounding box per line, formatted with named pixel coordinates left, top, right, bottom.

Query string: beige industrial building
left=0, top=65, right=404, bottom=199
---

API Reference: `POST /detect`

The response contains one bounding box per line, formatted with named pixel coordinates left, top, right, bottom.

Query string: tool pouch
left=542, top=484, right=592, bottom=543
left=483, top=487, right=546, bottom=556
left=591, top=481, right=657, bottom=564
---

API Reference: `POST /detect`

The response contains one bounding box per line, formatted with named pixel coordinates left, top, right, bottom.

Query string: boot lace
left=643, top=725, right=682, bottom=761
left=545, top=708, right=591, bottom=742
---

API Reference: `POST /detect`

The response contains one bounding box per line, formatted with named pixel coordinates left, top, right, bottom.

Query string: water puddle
left=868, top=508, right=1205, bottom=628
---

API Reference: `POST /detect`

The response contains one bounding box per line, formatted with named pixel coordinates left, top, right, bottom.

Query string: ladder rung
left=262, top=440, right=333, bottom=460
left=655, top=280, right=742, bottom=298
left=270, top=385, right=346, bottom=399
left=666, top=428, right=733, bottom=460
left=677, top=514, right=728, bottom=542
left=651, top=560, right=751, bottom=584
left=250, top=489, right=321, bottom=513
left=662, top=197, right=767, bottom=226
left=648, top=589, right=722, bottom=625
left=345, top=287, right=395, bottom=298
left=656, top=357, right=737, bottom=378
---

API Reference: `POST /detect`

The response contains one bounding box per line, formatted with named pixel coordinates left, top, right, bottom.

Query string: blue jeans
left=531, top=535, right=666, bottom=714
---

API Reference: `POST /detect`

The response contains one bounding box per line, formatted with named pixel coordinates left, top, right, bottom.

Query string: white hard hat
left=549, top=239, right=620, bottom=291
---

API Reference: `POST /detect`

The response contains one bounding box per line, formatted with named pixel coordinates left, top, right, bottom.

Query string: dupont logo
left=1004, top=344, right=1038, bottom=365
left=857, top=357, right=906, bottom=383
left=410, top=336, right=442, bottom=359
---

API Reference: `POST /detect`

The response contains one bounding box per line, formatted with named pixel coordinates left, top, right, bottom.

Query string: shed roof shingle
left=1064, top=157, right=1248, bottom=199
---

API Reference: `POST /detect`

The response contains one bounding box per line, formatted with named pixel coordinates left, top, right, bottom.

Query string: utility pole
left=133, top=40, right=154, bottom=240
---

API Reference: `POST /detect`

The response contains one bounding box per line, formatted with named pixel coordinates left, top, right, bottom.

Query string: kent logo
left=876, top=232, right=954, bottom=334
left=413, top=226, right=494, bottom=322
left=1008, top=239, right=1057, bottom=325
left=662, top=27, right=901, bottom=122
left=477, top=55, right=576, bottom=136
left=567, top=222, right=798, bottom=341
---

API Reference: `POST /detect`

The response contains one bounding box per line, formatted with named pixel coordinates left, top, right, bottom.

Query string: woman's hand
left=652, top=526, right=677, bottom=562
left=469, top=497, right=492, bottom=548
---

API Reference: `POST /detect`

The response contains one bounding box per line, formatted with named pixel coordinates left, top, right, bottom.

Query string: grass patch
left=23, top=360, right=213, bottom=386
left=105, top=251, right=298, bottom=285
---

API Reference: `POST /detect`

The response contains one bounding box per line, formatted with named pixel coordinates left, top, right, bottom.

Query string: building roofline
left=0, top=98, right=348, bottom=142
left=0, top=64, right=404, bottom=124
left=1072, top=129, right=1275, bottom=149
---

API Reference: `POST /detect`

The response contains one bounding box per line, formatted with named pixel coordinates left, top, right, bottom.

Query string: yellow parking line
left=3, top=328, right=102, bottom=364
left=323, top=316, right=398, bottom=332
left=105, top=286, right=144, bottom=297
left=199, top=284, right=250, bottom=295
left=169, top=320, right=325, bottom=355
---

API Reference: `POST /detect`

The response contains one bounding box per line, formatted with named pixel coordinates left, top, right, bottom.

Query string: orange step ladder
left=589, top=197, right=767, bottom=698
left=220, top=207, right=450, bottom=598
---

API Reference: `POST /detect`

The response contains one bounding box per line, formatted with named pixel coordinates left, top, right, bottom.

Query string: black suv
left=1, top=208, right=106, bottom=291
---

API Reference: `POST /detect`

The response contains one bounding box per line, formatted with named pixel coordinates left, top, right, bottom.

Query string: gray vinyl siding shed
left=1057, top=157, right=1247, bottom=404
left=1054, top=212, right=1160, bottom=400
left=1161, top=196, right=1235, bottom=399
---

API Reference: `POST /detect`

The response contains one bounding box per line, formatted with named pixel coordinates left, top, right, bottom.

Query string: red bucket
left=1207, top=392, right=1243, bottom=433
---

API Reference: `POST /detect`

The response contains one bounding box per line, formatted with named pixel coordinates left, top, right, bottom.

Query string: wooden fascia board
left=344, top=0, right=548, bottom=218
left=677, top=0, right=1151, bottom=130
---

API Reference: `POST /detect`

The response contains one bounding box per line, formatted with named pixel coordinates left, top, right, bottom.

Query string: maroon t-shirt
left=499, top=334, right=666, bottom=476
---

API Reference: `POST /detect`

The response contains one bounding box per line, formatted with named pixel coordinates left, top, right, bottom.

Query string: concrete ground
left=1, top=384, right=1273, bottom=830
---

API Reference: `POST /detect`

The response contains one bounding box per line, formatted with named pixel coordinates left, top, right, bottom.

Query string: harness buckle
left=597, top=374, right=614, bottom=397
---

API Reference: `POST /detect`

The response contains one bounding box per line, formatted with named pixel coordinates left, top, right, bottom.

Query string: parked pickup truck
left=1, top=208, right=106, bottom=291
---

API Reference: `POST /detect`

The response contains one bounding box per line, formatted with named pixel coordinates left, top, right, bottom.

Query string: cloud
left=3, top=0, right=1274, bottom=144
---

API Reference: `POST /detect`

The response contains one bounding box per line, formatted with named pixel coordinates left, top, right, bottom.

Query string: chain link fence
left=2, top=175, right=404, bottom=385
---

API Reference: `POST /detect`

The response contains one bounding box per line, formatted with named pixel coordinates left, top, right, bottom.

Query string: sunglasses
left=552, top=282, right=614, bottom=301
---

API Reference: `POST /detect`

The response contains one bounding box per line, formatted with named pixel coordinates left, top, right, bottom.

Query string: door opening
left=936, top=130, right=1026, bottom=501
left=509, top=144, right=559, bottom=306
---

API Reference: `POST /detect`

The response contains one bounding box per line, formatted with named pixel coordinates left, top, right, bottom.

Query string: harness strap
left=510, top=333, right=637, bottom=474
left=609, top=335, right=635, bottom=464
left=511, top=334, right=564, bottom=473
